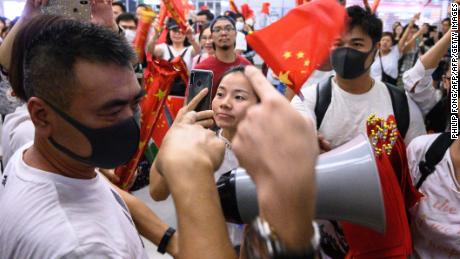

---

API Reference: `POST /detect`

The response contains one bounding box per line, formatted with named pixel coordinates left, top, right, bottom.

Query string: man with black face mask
left=292, top=5, right=426, bottom=258
left=0, top=3, right=178, bottom=258
left=293, top=6, right=426, bottom=150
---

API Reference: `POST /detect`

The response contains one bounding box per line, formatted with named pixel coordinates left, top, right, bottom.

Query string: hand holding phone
left=186, top=69, right=214, bottom=112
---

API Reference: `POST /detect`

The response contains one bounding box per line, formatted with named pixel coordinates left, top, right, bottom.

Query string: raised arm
left=398, top=13, right=419, bottom=53
left=147, top=21, right=164, bottom=58
left=156, top=115, right=236, bottom=259
left=186, top=26, right=201, bottom=57
left=403, top=28, right=451, bottom=115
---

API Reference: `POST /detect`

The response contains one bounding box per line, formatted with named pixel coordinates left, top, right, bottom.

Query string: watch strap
left=157, top=227, right=175, bottom=254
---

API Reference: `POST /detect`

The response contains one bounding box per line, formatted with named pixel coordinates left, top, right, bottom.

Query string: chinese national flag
left=162, top=0, right=188, bottom=31
left=246, top=0, right=346, bottom=94
left=114, top=56, right=188, bottom=190
left=144, top=96, right=185, bottom=163
left=341, top=115, right=421, bottom=258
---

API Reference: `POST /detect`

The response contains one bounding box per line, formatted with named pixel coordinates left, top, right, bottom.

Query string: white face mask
left=235, top=21, right=244, bottom=31
left=124, top=29, right=136, bottom=43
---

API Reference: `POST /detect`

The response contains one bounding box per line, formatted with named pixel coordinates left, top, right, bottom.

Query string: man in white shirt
left=0, top=10, right=173, bottom=259
left=291, top=6, right=426, bottom=257
left=292, top=6, right=426, bottom=150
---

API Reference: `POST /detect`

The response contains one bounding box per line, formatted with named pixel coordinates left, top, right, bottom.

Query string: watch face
left=245, top=229, right=271, bottom=259
left=245, top=219, right=275, bottom=259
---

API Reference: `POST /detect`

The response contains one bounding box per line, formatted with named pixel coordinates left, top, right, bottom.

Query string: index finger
left=186, top=87, right=209, bottom=110
left=244, top=66, right=281, bottom=101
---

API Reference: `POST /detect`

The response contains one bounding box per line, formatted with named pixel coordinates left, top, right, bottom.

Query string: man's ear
left=27, top=97, right=53, bottom=138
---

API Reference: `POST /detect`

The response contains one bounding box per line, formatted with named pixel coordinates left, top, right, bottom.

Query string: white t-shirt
left=157, top=43, right=193, bottom=71
left=292, top=78, right=426, bottom=148
left=370, top=46, right=401, bottom=81
left=235, top=31, right=247, bottom=52
left=1, top=104, right=34, bottom=166
left=403, top=59, right=440, bottom=116
left=407, top=134, right=460, bottom=258
left=0, top=144, right=148, bottom=259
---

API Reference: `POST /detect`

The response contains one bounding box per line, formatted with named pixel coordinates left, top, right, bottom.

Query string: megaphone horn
left=217, top=134, right=386, bottom=233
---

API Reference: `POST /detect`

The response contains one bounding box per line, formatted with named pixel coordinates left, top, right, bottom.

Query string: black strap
left=314, top=76, right=333, bottom=130
left=167, top=45, right=188, bottom=62
left=416, top=132, right=454, bottom=189
left=157, top=227, right=176, bottom=254
left=385, top=83, right=409, bottom=139
left=314, top=77, right=410, bottom=138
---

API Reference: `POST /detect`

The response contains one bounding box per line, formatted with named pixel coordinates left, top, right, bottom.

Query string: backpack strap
left=166, top=45, right=175, bottom=62
left=416, top=132, right=454, bottom=189
left=314, top=76, right=333, bottom=130
left=385, top=83, right=410, bottom=139
left=314, top=77, right=410, bottom=138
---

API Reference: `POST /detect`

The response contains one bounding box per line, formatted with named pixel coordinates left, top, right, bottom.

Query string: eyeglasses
left=212, top=26, right=235, bottom=34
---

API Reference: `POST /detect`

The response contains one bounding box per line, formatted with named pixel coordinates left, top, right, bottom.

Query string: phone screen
left=187, top=69, right=214, bottom=112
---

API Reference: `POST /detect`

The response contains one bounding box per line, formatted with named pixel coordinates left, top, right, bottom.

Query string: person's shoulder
left=237, top=55, right=251, bottom=65
left=407, top=134, right=441, bottom=156
left=194, top=56, right=218, bottom=69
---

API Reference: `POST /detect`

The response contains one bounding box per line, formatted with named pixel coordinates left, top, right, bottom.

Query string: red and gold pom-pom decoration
left=366, top=114, right=399, bottom=156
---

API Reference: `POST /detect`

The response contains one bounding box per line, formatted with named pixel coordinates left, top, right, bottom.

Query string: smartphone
left=187, top=69, right=214, bottom=112
left=41, top=0, right=91, bottom=22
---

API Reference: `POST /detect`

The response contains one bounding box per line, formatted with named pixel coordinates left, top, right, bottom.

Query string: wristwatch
left=244, top=217, right=316, bottom=259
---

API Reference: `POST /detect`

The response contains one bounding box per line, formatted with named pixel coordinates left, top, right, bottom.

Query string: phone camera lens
left=80, top=1, right=89, bottom=4
left=197, top=81, right=202, bottom=87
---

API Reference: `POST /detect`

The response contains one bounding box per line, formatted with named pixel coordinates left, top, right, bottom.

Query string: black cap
left=166, top=18, right=179, bottom=30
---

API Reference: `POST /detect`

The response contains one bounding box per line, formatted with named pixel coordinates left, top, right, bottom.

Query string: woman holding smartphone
left=149, top=65, right=258, bottom=253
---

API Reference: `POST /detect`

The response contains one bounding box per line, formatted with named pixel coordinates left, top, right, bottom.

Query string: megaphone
left=217, top=134, right=386, bottom=233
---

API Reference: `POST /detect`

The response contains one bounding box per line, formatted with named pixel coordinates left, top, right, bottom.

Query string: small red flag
left=295, top=0, right=310, bottom=6
left=162, top=0, right=188, bottom=31
left=261, top=2, right=270, bottom=15
left=246, top=0, right=346, bottom=94
left=240, top=4, right=254, bottom=20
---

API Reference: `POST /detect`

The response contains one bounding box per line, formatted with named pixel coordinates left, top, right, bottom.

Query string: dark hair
left=165, top=20, right=191, bottom=46
left=235, top=13, right=245, bottom=22
left=197, top=10, right=215, bottom=22
left=198, top=24, right=211, bottom=41
left=112, top=1, right=127, bottom=12
left=137, top=3, right=151, bottom=10
left=442, top=18, right=451, bottom=25
left=381, top=31, right=394, bottom=44
left=210, top=15, right=236, bottom=32
left=9, top=15, right=136, bottom=108
left=216, top=65, right=260, bottom=102
left=346, top=5, right=382, bottom=45
left=116, top=12, right=138, bottom=26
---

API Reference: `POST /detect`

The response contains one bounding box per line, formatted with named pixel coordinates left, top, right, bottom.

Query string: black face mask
left=46, top=102, right=141, bottom=169
left=331, top=47, right=375, bottom=79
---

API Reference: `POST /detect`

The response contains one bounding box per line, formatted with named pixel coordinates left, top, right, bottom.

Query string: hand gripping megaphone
left=217, top=134, right=386, bottom=233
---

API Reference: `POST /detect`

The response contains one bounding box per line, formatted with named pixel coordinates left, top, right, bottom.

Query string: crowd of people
left=0, top=0, right=457, bottom=258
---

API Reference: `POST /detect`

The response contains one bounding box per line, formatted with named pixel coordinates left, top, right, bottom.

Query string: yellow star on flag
left=283, top=51, right=292, bottom=59
left=296, top=51, right=305, bottom=59
left=146, top=76, right=154, bottom=84
left=304, top=59, right=311, bottom=66
left=155, top=89, right=166, bottom=99
left=278, top=71, right=293, bottom=85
